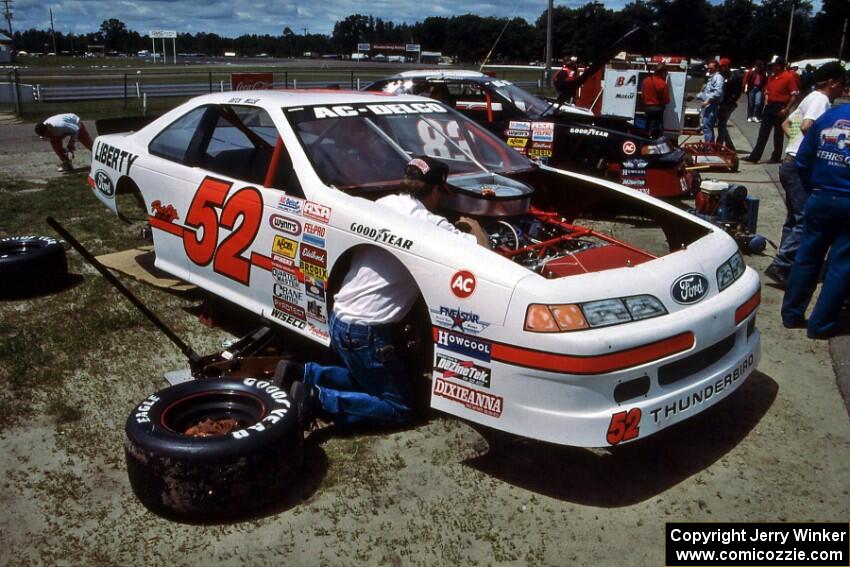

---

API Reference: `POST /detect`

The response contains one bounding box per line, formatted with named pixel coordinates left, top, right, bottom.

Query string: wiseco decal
left=434, top=378, right=503, bottom=417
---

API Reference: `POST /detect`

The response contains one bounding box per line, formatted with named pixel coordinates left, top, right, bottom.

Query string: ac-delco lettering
left=650, top=353, right=755, bottom=424
left=350, top=223, right=413, bottom=250
left=435, top=354, right=491, bottom=388
left=311, top=102, right=447, bottom=119
left=434, top=378, right=503, bottom=417
left=94, top=140, right=138, bottom=175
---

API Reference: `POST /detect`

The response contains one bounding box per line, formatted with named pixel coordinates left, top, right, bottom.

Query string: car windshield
left=285, top=101, right=532, bottom=192
left=488, top=80, right=554, bottom=119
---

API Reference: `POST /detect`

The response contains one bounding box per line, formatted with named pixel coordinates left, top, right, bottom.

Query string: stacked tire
left=0, top=236, right=68, bottom=297
left=125, top=378, right=303, bottom=522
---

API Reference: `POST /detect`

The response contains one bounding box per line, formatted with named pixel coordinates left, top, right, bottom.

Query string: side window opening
left=148, top=105, right=210, bottom=163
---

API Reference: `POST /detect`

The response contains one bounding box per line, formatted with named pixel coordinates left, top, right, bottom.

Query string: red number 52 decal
left=606, top=408, right=641, bottom=445
left=183, top=176, right=263, bottom=285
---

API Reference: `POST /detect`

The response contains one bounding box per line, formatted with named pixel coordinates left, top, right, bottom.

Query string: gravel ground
left=0, top=110, right=848, bottom=567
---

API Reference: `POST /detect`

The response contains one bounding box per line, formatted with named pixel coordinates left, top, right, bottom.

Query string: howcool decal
left=435, top=328, right=492, bottom=362
left=434, top=378, right=503, bottom=417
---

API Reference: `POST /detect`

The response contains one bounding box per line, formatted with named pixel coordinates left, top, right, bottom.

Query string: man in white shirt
left=34, top=113, right=94, bottom=172
left=765, top=62, right=845, bottom=288
left=285, top=156, right=487, bottom=429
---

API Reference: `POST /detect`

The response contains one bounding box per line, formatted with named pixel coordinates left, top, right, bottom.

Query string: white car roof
left=396, top=69, right=487, bottom=79
left=188, top=89, right=434, bottom=108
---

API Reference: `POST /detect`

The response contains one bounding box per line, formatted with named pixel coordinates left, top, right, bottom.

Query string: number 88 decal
left=183, top=176, right=263, bottom=285
left=606, top=408, right=641, bottom=445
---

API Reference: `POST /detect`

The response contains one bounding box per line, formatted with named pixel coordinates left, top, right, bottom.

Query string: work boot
left=272, top=359, right=303, bottom=390
left=289, top=381, right=322, bottom=431
left=57, top=160, right=73, bottom=172
left=764, top=264, right=788, bottom=288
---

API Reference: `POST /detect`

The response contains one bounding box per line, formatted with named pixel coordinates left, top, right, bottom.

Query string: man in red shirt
left=641, top=63, right=670, bottom=138
left=744, top=56, right=800, bottom=163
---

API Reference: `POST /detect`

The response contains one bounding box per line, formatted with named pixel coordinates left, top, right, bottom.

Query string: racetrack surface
left=0, top=110, right=848, bottom=566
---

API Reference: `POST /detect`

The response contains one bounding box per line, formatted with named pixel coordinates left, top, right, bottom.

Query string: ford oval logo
left=671, top=273, right=709, bottom=304
left=94, top=170, right=114, bottom=197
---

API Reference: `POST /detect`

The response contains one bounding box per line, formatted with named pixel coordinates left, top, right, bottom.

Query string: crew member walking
left=743, top=60, right=767, bottom=122
left=744, top=57, right=800, bottom=164
left=781, top=87, right=850, bottom=339
left=696, top=61, right=724, bottom=143
left=641, top=63, right=670, bottom=139
left=765, top=62, right=845, bottom=288
left=717, top=58, right=742, bottom=151
left=34, top=113, right=94, bottom=172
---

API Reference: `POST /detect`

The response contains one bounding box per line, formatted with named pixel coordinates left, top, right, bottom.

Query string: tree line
left=12, top=0, right=850, bottom=65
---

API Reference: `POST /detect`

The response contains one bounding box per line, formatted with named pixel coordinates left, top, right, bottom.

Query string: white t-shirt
left=333, top=193, right=477, bottom=325
left=45, top=113, right=81, bottom=138
left=785, top=91, right=830, bottom=157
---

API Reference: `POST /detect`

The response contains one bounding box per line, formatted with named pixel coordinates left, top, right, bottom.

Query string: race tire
left=124, top=378, right=303, bottom=521
left=0, top=236, right=67, bottom=297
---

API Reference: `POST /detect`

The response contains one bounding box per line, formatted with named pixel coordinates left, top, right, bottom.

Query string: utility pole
left=49, top=7, right=57, bottom=55
left=784, top=0, right=795, bottom=63
left=545, top=0, right=553, bottom=82
left=840, top=19, right=848, bottom=60
left=2, top=0, right=12, bottom=39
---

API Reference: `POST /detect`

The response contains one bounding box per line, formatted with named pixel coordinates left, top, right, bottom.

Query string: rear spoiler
left=94, top=115, right=159, bottom=136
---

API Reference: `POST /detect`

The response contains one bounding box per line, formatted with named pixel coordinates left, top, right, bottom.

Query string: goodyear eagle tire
left=0, top=236, right=68, bottom=297
left=124, top=378, right=303, bottom=522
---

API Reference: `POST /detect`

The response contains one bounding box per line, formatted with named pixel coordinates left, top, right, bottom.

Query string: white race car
left=88, top=90, right=761, bottom=447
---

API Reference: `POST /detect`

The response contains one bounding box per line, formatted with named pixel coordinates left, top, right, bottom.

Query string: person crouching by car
left=280, top=156, right=489, bottom=429
left=641, top=63, right=670, bottom=139
left=34, top=113, right=94, bottom=173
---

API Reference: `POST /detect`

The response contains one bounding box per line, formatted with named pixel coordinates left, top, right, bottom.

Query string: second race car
left=366, top=70, right=698, bottom=198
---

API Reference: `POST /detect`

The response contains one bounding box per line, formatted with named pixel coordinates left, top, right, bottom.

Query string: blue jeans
left=772, top=157, right=809, bottom=273
left=702, top=102, right=718, bottom=142
left=782, top=191, right=850, bottom=337
left=747, top=88, right=764, bottom=120
left=303, top=314, right=414, bottom=428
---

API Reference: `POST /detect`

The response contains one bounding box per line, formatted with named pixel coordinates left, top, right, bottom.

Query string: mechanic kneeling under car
left=281, top=156, right=489, bottom=428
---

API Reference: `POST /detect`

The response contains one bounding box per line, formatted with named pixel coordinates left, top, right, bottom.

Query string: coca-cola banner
left=231, top=73, right=274, bottom=91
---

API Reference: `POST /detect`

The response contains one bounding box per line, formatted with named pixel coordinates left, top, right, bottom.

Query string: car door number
left=183, top=176, right=263, bottom=285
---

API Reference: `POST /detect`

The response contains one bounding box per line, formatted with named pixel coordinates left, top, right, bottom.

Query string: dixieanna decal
left=433, top=378, right=503, bottom=417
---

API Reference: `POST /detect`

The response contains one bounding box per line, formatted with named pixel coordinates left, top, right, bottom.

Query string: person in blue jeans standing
left=781, top=95, right=850, bottom=339
left=281, top=156, right=488, bottom=428
left=696, top=60, right=725, bottom=142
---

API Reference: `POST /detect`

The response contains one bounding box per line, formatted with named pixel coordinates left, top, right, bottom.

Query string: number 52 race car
left=88, top=89, right=760, bottom=447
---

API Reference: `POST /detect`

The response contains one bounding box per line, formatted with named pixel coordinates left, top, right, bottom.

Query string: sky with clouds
left=12, top=0, right=824, bottom=37
left=12, top=0, right=635, bottom=37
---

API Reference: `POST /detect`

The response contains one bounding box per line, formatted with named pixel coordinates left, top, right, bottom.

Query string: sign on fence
left=231, top=73, right=274, bottom=91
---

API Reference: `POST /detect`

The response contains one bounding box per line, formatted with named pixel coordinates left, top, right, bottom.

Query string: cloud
left=11, top=0, right=579, bottom=36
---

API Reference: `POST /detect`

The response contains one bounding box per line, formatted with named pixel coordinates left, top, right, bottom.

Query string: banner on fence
left=231, top=73, right=274, bottom=91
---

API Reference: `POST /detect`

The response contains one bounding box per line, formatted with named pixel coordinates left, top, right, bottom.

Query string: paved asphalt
left=728, top=102, right=850, bottom=419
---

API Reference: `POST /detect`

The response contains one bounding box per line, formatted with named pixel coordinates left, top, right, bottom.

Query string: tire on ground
left=0, top=236, right=68, bottom=297
left=124, top=378, right=303, bottom=521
